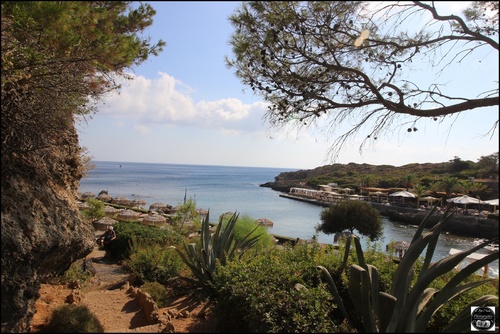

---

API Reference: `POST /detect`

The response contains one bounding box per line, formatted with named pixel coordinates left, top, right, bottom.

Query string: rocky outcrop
left=1, top=126, right=95, bottom=332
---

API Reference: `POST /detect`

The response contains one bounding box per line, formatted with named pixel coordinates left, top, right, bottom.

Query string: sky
left=76, top=1, right=499, bottom=170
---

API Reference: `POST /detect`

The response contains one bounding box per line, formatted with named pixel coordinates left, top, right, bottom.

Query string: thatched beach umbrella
left=80, top=192, right=95, bottom=200
left=104, top=205, right=120, bottom=217
left=112, top=196, right=131, bottom=206
left=142, top=214, right=167, bottom=227
left=419, top=196, right=440, bottom=207
left=116, top=209, right=141, bottom=221
left=92, top=216, right=117, bottom=231
left=96, top=190, right=112, bottom=203
left=197, top=208, right=209, bottom=218
left=257, top=218, right=274, bottom=227
left=386, top=240, right=410, bottom=259
left=149, top=202, right=169, bottom=213
left=129, top=199, right=146, bottom=208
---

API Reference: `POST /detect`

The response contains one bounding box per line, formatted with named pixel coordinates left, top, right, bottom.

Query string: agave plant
left=170, top=210, right=261, bottom=287
left=318, top=205, right=499, bottom=333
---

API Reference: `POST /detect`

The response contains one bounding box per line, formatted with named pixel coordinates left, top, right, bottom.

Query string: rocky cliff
left=1, top=126, right=95, bottom=332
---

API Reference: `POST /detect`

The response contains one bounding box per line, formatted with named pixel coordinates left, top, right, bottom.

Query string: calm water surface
left=79, top=161, right=498, bottom=277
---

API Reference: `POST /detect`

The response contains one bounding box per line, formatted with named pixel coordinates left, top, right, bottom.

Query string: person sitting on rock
left=100, top=225, right=116, bottom=259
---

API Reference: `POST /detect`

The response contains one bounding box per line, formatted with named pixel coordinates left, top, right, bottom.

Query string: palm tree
left=400, top=173, right=417, bottom=190
left=437, top=176, right=464, bottom=199
left=412, top=183, right=428, bottom=208
left=467, top=181, right=490, bottom=211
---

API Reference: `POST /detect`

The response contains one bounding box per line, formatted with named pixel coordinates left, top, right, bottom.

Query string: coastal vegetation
left=69, top=197, right=499, bottom=332
left=263, top=153, right=499, bottom=202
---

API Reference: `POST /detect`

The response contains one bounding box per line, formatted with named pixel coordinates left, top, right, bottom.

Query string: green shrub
left=81, top=198, right=105, bottom=222
left=212, top=244, right=355, bottom=333
left=170, top=198, right=201, bottom=235
left=123, top=239, right=183, bottom=286
left=221, top=214, right=275, bottom=251
left=140, top=281, right=169, bottom=308
left=44, top=304, right=104, bottom=333
left=61, top=259, right=94, bottom=286
left=110, top=221, right=184, bottom=260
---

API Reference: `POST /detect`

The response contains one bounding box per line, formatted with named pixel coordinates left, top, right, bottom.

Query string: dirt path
left=31, top=241, right=217, bottom=333
left=79, top=247, right=162, bottom=332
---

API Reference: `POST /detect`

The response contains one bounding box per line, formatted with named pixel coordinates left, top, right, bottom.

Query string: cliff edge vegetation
left=261, top=154, right=499, bottom=202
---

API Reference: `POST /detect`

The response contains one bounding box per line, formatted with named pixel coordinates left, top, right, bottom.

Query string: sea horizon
left=88, top=159, right=304, bottom=172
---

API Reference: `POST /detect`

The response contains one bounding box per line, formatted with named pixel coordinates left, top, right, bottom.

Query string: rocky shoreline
left=371, top=202, right=499, bottom=240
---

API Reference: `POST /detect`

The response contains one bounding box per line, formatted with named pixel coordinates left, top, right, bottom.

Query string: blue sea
left=79, top=161, right=498, bottom=278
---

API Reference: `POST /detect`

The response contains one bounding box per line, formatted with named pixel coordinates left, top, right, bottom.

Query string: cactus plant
left=318, top=205, right=499, bottom=332
left=170, top=211, right=261, bottom=287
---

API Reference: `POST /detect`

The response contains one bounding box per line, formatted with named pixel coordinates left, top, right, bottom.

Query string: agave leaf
left=390, top=230, right=435, bottom=296
left=387, top=232, right=433, bottom=331
left=186, top=243, right=198, bottom=264
left=349, top=265, right=364, bottom=313
left=352, top=235, right=367, bottom=269
left=409, top=204, right=440, bottom=244
left=316, top=265, right=351, bottom=324
left=417, top=287, right=438, bottom=315
left=387, top=209, right=454, bottom=332
left=378, top=291, right=396, bottom=332
left=414, top=241, right=498, bottom=332
left=168, top=246, right=207, bottom=284
left=407, top=240, right=498, bottom=308
left=441, top=295, right=499, bottom=333
left=366, top=264, right=380, bottom=325
left=395, top=238, right=498, bottom=332
left=339, top=234, right=353, bottom=273
left=419, top=206, right=454, bottom=273
left=230, top=224, right=261, bottom=259
left=218, top=212, right=239, bottom=263
left=415, top=279, right=497, bottom=332
left=349, top=264, right=377, bottom=332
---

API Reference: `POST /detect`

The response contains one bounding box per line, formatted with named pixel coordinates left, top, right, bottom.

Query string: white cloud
left=96, top=72, right=270, bottom=134
left=134, top=124, right=152, bottom=135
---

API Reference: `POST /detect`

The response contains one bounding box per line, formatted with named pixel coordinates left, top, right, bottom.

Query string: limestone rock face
left=1, top=127, right=95, bottom=332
